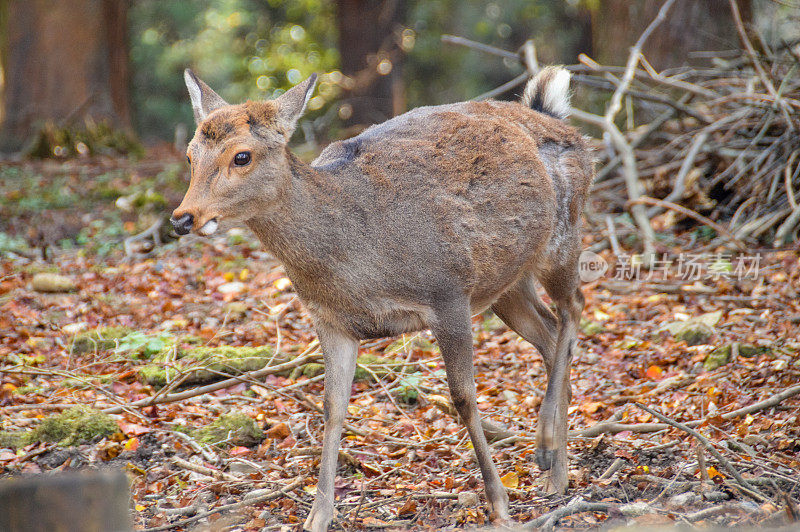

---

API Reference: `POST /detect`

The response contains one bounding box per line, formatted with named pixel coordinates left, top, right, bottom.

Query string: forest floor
left=1, top=151, right=799, bottom=531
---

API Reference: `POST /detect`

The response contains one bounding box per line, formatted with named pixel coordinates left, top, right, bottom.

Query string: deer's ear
left=184, top=69, right=228, bottom=124
left=274, top=73, right=317, bottom=137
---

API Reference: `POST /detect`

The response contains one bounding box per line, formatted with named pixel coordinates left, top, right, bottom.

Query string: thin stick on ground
left=634, top=402, right=768, bottom=501
left=526, top=497, right=613, bottom=530
left=139, top=476, right=305, bottom=532
left=102, top=348, right=321, bottom=415
left=573, top=383, right=800, bottom=437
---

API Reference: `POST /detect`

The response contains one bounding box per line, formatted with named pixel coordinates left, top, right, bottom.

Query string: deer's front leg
left=431, top=301, right=509, bottom=522
left=304, top=323, right=359, bottom=532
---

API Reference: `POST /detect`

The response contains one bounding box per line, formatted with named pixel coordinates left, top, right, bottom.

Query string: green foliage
left=128, top=1, right=591, bottom=139
left=71, top=327, right=176, bottom=359
left=394, top=373, right=421, bottom=404
left=115, top=331, right=176, bottom=358
left=0, top=430, right=27, bottom=449
left=192, top=412, right=264, bottom=446
left=130, top=0, right=339, bottom=138
left=0, top=232, right=29, bottom=256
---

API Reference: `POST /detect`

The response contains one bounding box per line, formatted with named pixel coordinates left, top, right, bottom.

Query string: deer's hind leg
left=492, top=264, right=583, bottom=495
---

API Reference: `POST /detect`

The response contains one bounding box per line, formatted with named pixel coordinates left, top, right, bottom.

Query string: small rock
left=502, top=390, right=518, bottom=404
left=739, top=344, right=768, bottom=358
left=706, top=491, right=730, bottom=502
left=675, top=323, right=714, bottom=346
left=668, top=491, right=698, bottom=508
left=584, top=352, right=600, bottom=364
left=218, top=281, right=246, bottom=295
left=224, top=302, right=248, bottom=321
left=704, top=345, right=732, bottom=371
left=32, top=273, right=76, bottom=293
left=229, top=461, right=258, bottom=475
left=457, top=492, right=479, bottom=506
left=63, top=322, right=88, bottom=335
left=620, top=501, right=651, bottom=517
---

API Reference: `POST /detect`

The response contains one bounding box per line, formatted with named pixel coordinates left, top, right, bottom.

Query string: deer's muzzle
left=170, top=213, right=194, bottom=235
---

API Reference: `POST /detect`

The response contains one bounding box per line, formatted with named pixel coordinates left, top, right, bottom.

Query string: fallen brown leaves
left=1, top=151, right=799, bottom=530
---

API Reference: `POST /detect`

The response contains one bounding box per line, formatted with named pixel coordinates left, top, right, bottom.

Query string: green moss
left=580, top=318, right=605, bottom=336
left=739, top=344, right=770, bottom=358
left=139, top=345, right=280, bottom=387
left=354, top=353, right=402, bottom=380
left=60, top=375, right=114, bottom=390
left=302, top=362, right=325, bottom=378
left=704, top=345, right=732, bottom=371
left=0, top=430, right=28, bottom=449
left=383, top=336, right=437, bottom=355
left=31, top=407, right=118, bottom=446
left=704, top=343, right=770, bottom=370
left=71, top=327, right=134, bottom=354
left=193, top=413, right=264, bottom=447
left=300, top=353, right=405, bottom=381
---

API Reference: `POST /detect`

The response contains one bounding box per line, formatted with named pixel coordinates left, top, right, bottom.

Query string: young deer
left=173, top=66, right=592, bottom=531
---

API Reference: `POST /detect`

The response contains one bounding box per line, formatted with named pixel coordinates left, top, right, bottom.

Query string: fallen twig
left=171, top=456, right=242, bottom=483
left=526, top=496, right=613, bottom=530
left=102, top=349, right=321, bottom=415
left=634, top=402, right=768, bottom=501
left=140, top=476, right=305, bottom=532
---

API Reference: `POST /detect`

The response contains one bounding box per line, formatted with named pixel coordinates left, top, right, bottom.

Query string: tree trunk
left=335, top=0, right=404, bottom=127
left=0, top=0, right=131, bottom=152
left=591, top=0, right=751, bottom=70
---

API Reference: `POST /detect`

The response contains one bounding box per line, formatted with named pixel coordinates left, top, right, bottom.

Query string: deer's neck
left=246, top=150, right=340, bottom=278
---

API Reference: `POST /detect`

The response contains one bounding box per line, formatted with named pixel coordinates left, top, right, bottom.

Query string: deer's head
left=171, top=70, right=317, bottom=236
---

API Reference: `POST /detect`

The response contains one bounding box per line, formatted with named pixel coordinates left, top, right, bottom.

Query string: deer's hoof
left=487, top=490, right=510, bottom=523
left=303, top=504, right=333, bottom=532
left=488, top=508, right=512, bottom=526
left=544, top=471, right=568, bottom=495
left=535, top=447, right=554, bottom=471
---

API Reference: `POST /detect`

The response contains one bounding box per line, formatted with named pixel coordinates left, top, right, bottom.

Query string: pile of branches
left=444, top=0, right=800, bottom=250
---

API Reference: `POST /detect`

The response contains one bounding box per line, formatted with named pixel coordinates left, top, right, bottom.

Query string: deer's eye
left=234, top=151, right=251, bottom=166
left=186, top=155, right=191, bottom=165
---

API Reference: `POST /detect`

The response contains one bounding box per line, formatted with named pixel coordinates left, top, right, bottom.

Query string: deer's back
left=291, top=100, right=591, bottom=331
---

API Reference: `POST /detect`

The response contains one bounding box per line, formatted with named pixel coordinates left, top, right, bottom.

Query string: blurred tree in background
left=405, top=0, right=590, bottom=108
left=0, top=0, right=131, bottom=152
left=591, top=0, right=750, bottom=70
left=1, top=0, right=773, bottom=149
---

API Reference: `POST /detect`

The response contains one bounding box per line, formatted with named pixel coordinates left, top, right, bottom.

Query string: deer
left=172, top=65, right=593, bottom=531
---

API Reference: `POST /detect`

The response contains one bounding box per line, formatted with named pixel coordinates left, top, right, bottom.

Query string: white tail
left=521, top=66, right=571, bottom=119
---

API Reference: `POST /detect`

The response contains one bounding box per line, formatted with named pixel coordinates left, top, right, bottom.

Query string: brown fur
left=199, top=100, right=280, bottom=143
left=174, top=69, right=593, bottom=532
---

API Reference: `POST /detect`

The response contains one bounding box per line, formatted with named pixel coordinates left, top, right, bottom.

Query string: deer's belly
left=304, top=297, right=430, bottom=340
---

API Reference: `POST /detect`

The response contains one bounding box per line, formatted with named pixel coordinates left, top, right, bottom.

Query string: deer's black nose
left=170, top=213, right=194, bottom=235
